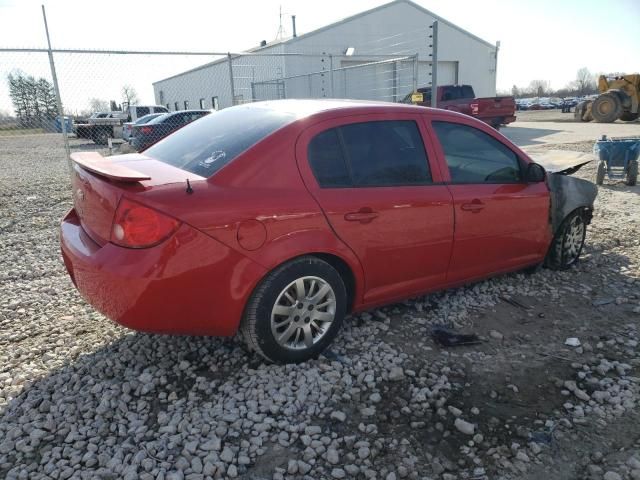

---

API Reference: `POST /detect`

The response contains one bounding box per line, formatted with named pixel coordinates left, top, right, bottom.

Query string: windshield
left=135, top=113, right=164, bottom=125
left=144, top=105, right=297, bottom=177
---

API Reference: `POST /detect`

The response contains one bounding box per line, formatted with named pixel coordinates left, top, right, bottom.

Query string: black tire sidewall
left=626, top=160, right=638, bottom=186
left=592, top=94, right=622, bottom=123
left=549, top=211, right=586, bottom=270
left=249, top=258, right=347, bottom=363
left=595, top=161, right=606, bottom=185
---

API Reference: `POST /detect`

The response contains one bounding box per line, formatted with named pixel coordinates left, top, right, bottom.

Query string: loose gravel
left=1, top=134, right=639, bottom=480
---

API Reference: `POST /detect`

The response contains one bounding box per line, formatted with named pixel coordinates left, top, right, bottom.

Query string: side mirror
left=525, top=162, right=546, bottom=182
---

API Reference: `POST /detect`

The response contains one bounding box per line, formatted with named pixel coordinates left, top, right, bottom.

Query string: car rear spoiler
left=70, top=151, right=151, bottom=182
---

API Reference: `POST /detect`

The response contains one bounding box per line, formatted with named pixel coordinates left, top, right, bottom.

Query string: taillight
left=140, top=126, right=153, bottom=134
left=470, top=103, right=479, bottom=115
left=111, top=198, right=180, bottom=248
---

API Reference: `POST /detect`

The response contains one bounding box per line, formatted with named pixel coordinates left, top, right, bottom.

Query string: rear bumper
left=60, top=208, right=266, bottom=336
left=503, top=115, right=517, bottom=125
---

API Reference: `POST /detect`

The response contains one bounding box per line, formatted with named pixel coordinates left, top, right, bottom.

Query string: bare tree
left=511, top=85, right=520, bottom=97
left=121, top=85, right=139, bottom=106
left=575, top=68, right=596, bottom=95
left=88, top=98, right=110, bottom=113
left=528, top=79, right=552, bottom=96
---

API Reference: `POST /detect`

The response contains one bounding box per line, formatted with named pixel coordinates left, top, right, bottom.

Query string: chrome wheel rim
left=270, top=276, right=336, bottom=350
left=564, top=215, right=585, bottom=263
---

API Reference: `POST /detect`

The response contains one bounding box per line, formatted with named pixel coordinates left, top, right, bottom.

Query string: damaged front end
left=530, top=150, right=598, bottom=233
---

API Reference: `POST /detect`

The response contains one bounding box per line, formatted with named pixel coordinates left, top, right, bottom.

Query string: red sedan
left=60, top=100, right=596, bottom=363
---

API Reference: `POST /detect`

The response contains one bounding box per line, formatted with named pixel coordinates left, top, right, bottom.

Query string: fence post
left=392, top=61, right=398, bottom=102
left=412, top=54, right=418, bottom=92
left=41, top=5, right=71, bottom=168
left=227, top=52, right=236, bottom=106
left=430, top=20, right=438, bottom=108
left=329, top=54, right=334, bottom=98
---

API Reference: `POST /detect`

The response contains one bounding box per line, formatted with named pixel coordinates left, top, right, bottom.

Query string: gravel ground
left=1, top=134, right=639, bottom=480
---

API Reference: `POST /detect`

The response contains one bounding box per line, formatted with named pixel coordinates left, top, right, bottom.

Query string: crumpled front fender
left=547, top=174, right=598, bottom=232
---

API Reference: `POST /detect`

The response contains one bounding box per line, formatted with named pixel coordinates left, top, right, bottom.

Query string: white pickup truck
left=75, top=105, right=169, bottom=145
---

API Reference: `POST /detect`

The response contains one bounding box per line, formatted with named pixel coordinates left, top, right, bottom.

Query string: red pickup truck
left=402, top=85, right=516, bottom=129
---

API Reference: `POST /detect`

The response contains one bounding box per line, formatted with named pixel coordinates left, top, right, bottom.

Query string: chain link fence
left=0, top=9, right=439, bottom=156
left=0, top=49, right=422, bottom=146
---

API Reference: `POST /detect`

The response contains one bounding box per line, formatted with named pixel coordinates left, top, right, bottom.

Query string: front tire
left=592, top=93, right=622, bottom=123
left=241, top=256, right=347, bottom=363
left=546, top=210, right=587, bottom=270
left=595, top=161, right=606, bottom=185
left=627, top=160, right=638, bottom=186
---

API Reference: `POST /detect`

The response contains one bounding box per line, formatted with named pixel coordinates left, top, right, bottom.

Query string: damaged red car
left=60, top=100, right=597, bottom=363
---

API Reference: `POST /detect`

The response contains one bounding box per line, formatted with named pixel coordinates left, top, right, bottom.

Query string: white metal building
left=153, top=0, right=498, bottom=111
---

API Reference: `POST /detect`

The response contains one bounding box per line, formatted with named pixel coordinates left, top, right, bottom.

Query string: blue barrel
left=594, top=138, right=640, bottom=168
left=55, top=116, right=73, bottom=133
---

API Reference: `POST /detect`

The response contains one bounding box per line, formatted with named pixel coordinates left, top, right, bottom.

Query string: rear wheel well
left=308, top=253, right=356, bottom=313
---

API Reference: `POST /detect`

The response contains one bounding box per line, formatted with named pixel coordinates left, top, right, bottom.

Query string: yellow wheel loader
left=576, top=74, right=640, bottom=123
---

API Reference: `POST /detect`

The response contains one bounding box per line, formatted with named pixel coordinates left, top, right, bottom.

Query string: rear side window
left=308, top=120, right=431, bottom=188
left=308, top=130, right=350, bottom=187
left=432, top=121, right=522, bottom=183
left=145, top=106, right=297, bottom=178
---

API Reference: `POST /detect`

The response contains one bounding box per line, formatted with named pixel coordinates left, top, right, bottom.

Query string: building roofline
left=282, top=0, right=495, bottom=49
left=153, top=0, right=495, bottom=85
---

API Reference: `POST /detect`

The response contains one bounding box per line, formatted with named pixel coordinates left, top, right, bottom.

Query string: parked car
left=130, top=110, right=210, bottom=151
left=60, top=100, right=597, bottom=364
left=122, top=113, right=167, bottom=141
left=74, top=105, right=169, bottom=145
left=402, top=84, right=516, bottom=129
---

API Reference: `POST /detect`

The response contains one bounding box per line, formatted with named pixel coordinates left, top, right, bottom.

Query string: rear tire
left=626, top=160, right=638, bottom=186
left=241, top=256, right=347, bottom=364
left=592, top=93, right=623, bottom=123
left=546, top=210, right=587, bottom=270
left=620, top=112, right=639, bottom=122
left=595, top=161, right=606, bottom=185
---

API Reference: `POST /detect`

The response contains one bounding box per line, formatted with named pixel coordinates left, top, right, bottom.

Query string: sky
left=0, top=0, right=639, bottom=112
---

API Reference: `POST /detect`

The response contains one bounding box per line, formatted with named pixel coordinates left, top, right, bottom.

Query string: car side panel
left=424, top=113, right=552, bottom=281
left=294, top=113, right=455, bottom=305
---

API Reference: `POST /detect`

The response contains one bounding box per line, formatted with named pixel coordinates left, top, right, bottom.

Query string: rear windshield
left=145, top=106, right=297, bottom=177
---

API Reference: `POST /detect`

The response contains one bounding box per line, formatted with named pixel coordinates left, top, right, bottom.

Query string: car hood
left=529, top=150, right=593, bottom=175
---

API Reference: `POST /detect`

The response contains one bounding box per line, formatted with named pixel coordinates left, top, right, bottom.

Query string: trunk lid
left=70, top=151, right=203, bottom=245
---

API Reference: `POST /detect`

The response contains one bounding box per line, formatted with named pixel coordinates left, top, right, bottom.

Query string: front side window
left=212, top=96, right=219, bottom=110
left=174, top=102, right=179, bottom=111
left=307, top=120, right=431, bottom=188
left=199, top=98, right=205, bottom=109
left=432, top=121, right=522, bottom=183
left=184, top=100, right=189, bottom=110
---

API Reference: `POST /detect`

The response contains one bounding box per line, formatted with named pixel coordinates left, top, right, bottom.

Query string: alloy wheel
left=563, top=215, right=585, bottom=264
left=270, top=276, right=337, bottom=350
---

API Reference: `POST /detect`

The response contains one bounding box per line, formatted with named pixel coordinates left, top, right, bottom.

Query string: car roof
left=228, top=99, right=451, bottom=120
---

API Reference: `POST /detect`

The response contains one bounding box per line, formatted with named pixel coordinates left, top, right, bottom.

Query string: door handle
left=461, top=200, right=485, bottom=212
left=344, top=208, right=378, bottom=223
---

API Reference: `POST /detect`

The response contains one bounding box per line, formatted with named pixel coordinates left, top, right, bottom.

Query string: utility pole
left=42, top=5, right=71, bottom=166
